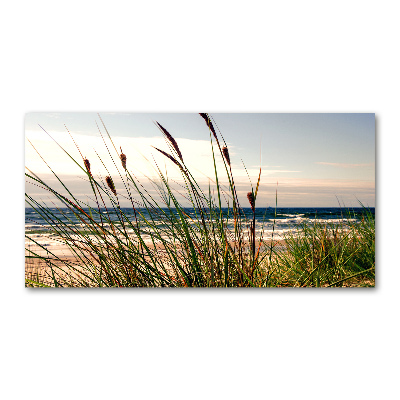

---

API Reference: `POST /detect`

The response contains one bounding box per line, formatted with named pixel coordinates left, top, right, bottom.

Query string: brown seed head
left=153, top=147, right=182, bottom=168
left=120, top=152, right=127, bottom=170
left=105, top=176, right=117, bottom=196
left=83, top=158, right=91, bottom=175
left=247, top=192, right=255, bottom=213
left=156, top=122, right=183, bottom=162
left=199, top=113, right=217, bottom=140
left=222, top=146, right=230, bottom=166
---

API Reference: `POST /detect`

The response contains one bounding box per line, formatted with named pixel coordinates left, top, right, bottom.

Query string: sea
left=25, top=207, right=374, bottom=255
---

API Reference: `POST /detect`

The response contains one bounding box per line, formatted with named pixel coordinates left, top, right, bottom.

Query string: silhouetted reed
left=84, top=158, right=91, bottom=175
left=199, top=113, right=218, bottom=140
left=222, top=146, right=230, bottom=166
left=105, top=176, right=117, bottom=196
left=156, top=122, right=183, bottom=162
left=120, top=147, right=127, bottom=170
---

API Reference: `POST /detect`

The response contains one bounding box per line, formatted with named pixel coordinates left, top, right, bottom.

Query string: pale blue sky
left=25, top=113, right=375, bottom=207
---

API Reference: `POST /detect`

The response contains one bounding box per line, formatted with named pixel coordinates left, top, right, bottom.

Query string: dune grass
left=267, top=207, right=375, bottom=287
left=25, top=114, right=375, bottom=287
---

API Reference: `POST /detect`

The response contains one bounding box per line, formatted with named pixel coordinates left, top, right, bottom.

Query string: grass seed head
left=120, top=152, right=127, bottom=170
left=247, top=191, right=255, bottom=213
left=83, top=159, right=91, bottom=175
left=222, top=146, right=230, bottom=166
left=156, top=122, right=183, bottom=162
left=105, top=176, right=117, bottom=196
left=199, top=113, right=217, bottom=140
left=153, top=147, right=183, bottom=170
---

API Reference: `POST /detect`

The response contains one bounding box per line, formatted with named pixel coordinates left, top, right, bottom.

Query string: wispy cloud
left=25, top=130, right=375, bottom=208
left=248, top=164, right=283, bottom=168
left=25, top=130, right=214, bottom=179
left=25, top=129, right=303, bottom=182
left=316, top=162, right=374, bottom=168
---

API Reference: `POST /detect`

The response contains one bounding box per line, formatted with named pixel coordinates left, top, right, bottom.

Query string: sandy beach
left=25, top=235, right=287, bottom=287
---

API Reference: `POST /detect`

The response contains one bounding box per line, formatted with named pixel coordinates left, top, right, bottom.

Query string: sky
left=25, top=113, right=375, bottom=208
